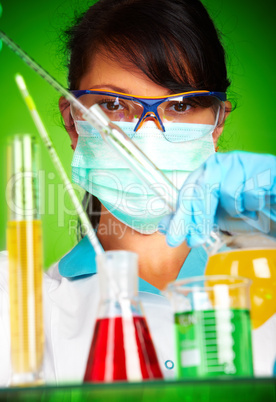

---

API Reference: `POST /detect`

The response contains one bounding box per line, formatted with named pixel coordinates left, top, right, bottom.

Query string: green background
left=0, top=0, right=275, bottom=269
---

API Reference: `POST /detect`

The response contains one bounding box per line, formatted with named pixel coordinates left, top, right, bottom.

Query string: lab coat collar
left=58, top=235, right=207, bottom=295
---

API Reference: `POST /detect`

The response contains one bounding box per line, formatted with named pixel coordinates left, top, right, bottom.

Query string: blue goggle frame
left=70, top=89, right=226, bottom=132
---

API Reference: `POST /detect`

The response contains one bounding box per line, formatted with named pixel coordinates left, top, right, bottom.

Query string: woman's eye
left=99, top=100, right=123, bottom=111
left=170, top=102, right=191, bottom=113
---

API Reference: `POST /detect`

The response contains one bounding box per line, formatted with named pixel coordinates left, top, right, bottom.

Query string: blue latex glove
left=158, top=151, right=276, bottom=248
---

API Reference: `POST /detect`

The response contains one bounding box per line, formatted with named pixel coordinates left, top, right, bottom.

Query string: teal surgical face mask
left=71, top=121, right=215, bottom=234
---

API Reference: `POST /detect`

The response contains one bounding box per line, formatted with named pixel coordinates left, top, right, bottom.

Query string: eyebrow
left=86, top=84, right=175, bottom=99
left=87, top=84, right=132, bottom=93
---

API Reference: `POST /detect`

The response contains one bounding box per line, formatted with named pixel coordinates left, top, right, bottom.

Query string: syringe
left=0, top=29, right=225, bottom=250
left=0, top=30, right=178, bottom=211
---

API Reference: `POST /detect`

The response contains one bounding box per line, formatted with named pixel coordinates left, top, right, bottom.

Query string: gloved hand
left=158, top=151, right=276, bottom=248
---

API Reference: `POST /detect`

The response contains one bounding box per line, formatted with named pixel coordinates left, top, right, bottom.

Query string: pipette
left=15, top=73, right=103, bottom=256
left=0, top=30, right=178, bottom=211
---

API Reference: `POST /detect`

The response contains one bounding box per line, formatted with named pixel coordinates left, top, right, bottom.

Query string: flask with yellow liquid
left=205, top=231, right=276, bottom=330
left=6, top=134, right=44, bottom=385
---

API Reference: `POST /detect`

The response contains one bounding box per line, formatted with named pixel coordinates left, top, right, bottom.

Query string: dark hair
left=63, top=0, right=231, bottom=233
left=65, top=0, right=230, bottom=92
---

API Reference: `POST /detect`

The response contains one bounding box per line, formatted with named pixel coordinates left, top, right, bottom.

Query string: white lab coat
left=0, top=250, right=275, bottom=386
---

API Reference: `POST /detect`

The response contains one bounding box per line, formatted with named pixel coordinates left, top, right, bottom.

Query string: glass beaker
left=204, top=232, right=276, bottom=330
left=84, top=250, right=163, bottom=383
left=164, top=275, right=253, bottom=379
left=6, top=135, right=44, bottom=385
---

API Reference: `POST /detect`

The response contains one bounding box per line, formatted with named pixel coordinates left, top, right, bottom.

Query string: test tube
left=6, top=134, right=44, bottom=385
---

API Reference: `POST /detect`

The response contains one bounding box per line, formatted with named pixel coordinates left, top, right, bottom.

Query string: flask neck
left=97, top=250, right=138, bottom=301
left=204, top=230, right=276, bottom=256
left=97, top=298, right=142, bottom=321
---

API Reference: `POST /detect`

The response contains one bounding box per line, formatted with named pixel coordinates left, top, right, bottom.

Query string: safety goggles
left=70, top=89, right=226, bottom=134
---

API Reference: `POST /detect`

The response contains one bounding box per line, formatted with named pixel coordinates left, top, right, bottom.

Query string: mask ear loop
left=214, top=101, right=225, bottom=152
left=215, top=101, right=226, bottom=128
left=68, top=102, right=80, bottom=135
left=70, top=102, right=78, bottom=121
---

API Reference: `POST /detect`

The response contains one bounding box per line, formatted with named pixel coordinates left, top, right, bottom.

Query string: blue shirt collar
left=58, top=235, right=207, bottom=296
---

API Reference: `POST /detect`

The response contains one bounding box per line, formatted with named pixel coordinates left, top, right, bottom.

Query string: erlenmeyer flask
left=204, top=231, right=276, bottom=330
left=84, top=250, right=163, bottom=382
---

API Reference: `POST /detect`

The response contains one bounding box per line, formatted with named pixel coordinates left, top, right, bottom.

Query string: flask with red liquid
left=84, top=250, right=163, bottom=383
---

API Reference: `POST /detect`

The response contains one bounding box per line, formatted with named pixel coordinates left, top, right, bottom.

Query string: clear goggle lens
left=71, top=94, right=225, bottom=143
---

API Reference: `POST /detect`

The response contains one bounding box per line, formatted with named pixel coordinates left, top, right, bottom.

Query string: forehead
left=79, top=52, right=171, bottom=97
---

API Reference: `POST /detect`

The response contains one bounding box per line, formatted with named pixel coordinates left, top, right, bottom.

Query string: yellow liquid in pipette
left=7, top=220, right=44, bottom=381
left=205, top=249, right=276, bottom=329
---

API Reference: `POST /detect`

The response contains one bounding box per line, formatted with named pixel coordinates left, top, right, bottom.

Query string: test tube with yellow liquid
left=6, top=134, right=44, bottom=385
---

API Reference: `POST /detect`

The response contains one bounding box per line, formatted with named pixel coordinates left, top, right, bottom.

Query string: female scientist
left=0, top=0, right=275, bottom=385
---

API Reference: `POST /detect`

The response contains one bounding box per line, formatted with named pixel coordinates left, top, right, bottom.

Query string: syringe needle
left=15, top=73, right=104, bottom=256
